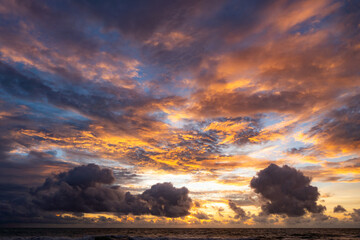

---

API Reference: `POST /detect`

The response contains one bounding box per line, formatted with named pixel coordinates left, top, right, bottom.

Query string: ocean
left=1, top=228, right=360, bottom=240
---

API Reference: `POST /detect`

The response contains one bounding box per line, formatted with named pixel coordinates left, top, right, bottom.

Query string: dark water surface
left=1, top=228, right=360, bottom=240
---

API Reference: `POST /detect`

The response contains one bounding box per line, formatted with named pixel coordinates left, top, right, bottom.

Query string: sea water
left=1, top=228, right=360, bottom=240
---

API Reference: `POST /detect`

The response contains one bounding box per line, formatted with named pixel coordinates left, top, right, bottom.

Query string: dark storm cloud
left=32, top=164, right=122, bottom=213
left=140, top=182, right=192, bottom=218
left=228, top=200, right=249, bottom=221
left=1, top=164, right=192, bottom=224
left=250, top=164, right=325, bottom=217
left=32, top=164, right=192, bottom=218
left=0, top=153, right=83, bottom=225
left=333, top=205, right=347, bottom=213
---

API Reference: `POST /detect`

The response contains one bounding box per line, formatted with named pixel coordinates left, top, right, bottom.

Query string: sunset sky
left=0, top=0, right=360, bottom=227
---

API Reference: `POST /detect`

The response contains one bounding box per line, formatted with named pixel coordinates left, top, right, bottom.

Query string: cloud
left=228, top=200, right=249, bottom=221
left=250, top=164, right=325, bottom=217
left=0, top=151, right=74, bottom=200
left=203, top=117, right=263, bottom=145
left=190, top=90, right=318, bottom=117
left=333, top=205, right=347, bottom=213
left=193, top=211, right=210, bottom=220
left=0, top=0, right=359, bottom=227
left=302, top=158, right=360, bottom=183
left=349, top=209, right=360, bottom=222
left=307, top=94, right=360, bottom=154
left=0, top=62, right=143, bottom=121
left=0, top=60, right=180, bottom=142
left=32, top=164, right=192, bottom=218
left=0, top=118, right=78, bottom=201
left=283, top=213, right=339, bottom=227
left=1, top=164, right=192, bottom=224
left=140, top=182, right=192, bottom=218
left=75, top=0, right=202, bottom=41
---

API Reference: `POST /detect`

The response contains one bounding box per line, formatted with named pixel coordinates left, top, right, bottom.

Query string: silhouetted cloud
left=250, top=164, right=325, bottom=217
left=228, top=200, right=249, bottom=221
left=32, top=164, right=192, bottom=217
left=349, top=209, right=360, bottom=222
left=333, top=205, right=347, bottom=213
left=140, top=182, right=192, bottom=217
left=0, top=164, right=192, bottom=224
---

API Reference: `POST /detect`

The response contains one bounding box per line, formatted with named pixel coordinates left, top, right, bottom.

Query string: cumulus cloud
left=250, top=164, right=325, bottom=217
left=32, top=164, right=119, bottom=213
left=140, top=182, right=192, bottom=217
left=0, top=164, right=192, bottom=224
left=32, top=164, right=192, bottom=218
left=333, top=205, right=347, bottom=213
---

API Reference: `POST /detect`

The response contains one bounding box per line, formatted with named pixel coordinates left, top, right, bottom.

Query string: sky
left=0, top=0, right=359, bottom=227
